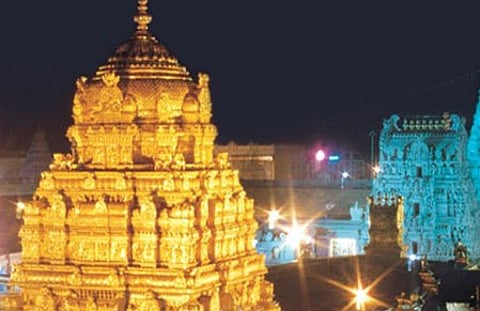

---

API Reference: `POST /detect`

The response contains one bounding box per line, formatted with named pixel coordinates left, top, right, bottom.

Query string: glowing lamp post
left=341, top=171, right=349, bottom=189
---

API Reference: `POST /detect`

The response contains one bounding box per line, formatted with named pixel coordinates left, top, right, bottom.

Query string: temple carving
left=3, top=1, right=279, bottom=310
left=372, top=113, right=480, bottom=261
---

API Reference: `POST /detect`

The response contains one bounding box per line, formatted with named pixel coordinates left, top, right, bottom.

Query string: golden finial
left=134, top=0, right=152, bottom=32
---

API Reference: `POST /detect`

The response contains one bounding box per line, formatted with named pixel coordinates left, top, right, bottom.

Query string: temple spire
left=133, top=0, right=152, bottom=32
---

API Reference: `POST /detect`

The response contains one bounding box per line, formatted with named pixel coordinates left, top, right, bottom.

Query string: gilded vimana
left=0, top=1, right=280, bottom=310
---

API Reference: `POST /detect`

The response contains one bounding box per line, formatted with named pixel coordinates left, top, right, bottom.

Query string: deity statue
left=34, top=286, right=57, bottom=311
left=197, top=72, right=212, bottom=123
left=85, top=296, right=97, bottom=311
left=94, top=197, right=107, bottom=214
left=50, top=193, right=67, bottom=218
left=215, top=152, right=230, bottom=169
left=453, top=240, right=468, bottom=268
left=349, top=201, right=364, bottom=221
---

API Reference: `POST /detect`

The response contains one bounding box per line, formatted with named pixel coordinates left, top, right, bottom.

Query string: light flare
left=16, top=201, right=26, bottom=211
left=285, top=224, right=307, bottom=249
left=267, top=209, right=281, bottom=229
left=314, top=258, right=396, bottom=311
left=354, top=287, right=368, bottom=310
left=315, top=149, right=326, bottom=162
left=16, top=201, right=26, bottom=219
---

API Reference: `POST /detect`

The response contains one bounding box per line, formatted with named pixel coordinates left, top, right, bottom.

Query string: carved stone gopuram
left=4, top=1, right=280, bottom=310
left=373, top=114, right=480, bottom=261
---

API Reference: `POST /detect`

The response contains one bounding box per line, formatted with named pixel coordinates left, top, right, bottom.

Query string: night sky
left=2, top=1, right=480, bottom=156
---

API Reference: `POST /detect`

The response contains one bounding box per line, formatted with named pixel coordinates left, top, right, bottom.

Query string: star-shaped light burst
left=354, top=287, right=368, bottom=310
left=272, top=204, right=326, bottom=256
left=317, top=257, right=397, bottom=311
left=284, top=220, right=312, bottom=251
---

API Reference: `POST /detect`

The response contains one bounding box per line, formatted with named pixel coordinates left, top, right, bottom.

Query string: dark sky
left=2, top=1, right=480, bottom=156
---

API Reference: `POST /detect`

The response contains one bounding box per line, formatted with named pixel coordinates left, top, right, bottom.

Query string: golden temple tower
left=3, top=1, right=280, bottom=310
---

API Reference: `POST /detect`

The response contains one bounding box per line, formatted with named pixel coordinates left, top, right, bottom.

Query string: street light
left=341, top=171, right=349, bottom=189
left=315, top=149, right=326, bottom=162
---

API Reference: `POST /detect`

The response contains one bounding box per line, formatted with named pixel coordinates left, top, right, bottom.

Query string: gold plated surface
left=2, top=1, right=279, bottom=310
left=95, top=0, right=190, bottom=80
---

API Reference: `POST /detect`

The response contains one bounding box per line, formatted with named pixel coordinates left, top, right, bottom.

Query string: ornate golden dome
left=67, top=0, right=215, bottom=170
left=95, top=0, right=191, bottom=81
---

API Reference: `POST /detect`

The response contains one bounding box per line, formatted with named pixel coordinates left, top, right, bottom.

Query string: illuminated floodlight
left=373, top=165, right=381, bottom=174
left=267, top=209, right=280, bottom=229
left=355, top=287, right=368, bottom=310
left=408, top=254, right=417, bottom=261
left=285, top=225, right=305, bottom=249
left=315, top=150, right=326, bottom=162
left=321, top=260, right=392, bottom=311
left=285, top=224, right=311, bottom=251
left=341, top=171, right=349, bottom=179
